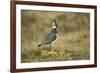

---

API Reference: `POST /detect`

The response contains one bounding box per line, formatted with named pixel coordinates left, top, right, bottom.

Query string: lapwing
left=38, top=19, right=58, bottom=49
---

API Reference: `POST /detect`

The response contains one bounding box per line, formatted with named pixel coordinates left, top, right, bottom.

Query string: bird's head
left=51, top=19, right=58, bottom=34
left=52, top=19, right=57, bottom=28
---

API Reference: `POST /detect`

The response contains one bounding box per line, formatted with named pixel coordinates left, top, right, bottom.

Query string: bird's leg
left=49, top=43, right=52, bottom=51
left=50, top=43, right=54, bottom=52
left=49, top=43, right=51, bottom=49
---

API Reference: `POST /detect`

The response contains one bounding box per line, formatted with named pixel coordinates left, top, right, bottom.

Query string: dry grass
left=21, top=10, right=90, bottom=63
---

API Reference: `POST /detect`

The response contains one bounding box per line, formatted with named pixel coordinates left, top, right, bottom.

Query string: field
left=21, top=10, right=90, bottom=63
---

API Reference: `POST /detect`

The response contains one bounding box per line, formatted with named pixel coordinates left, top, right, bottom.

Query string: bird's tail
left=38, top=44, right=42, bottom=47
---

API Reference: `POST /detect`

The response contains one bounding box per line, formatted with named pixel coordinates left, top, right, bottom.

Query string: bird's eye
left=55, top=24, right=57, bottom=27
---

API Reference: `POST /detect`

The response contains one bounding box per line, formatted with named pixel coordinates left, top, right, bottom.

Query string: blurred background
left=21, top=10, right=90, bottom=63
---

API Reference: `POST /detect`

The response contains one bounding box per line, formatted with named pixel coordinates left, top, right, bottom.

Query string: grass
left=21, top=10, right=90, bottom=63
left=21, top=30, right=90, bottom=63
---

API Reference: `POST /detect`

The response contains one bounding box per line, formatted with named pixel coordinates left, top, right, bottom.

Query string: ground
left=21, top=10, right=90, bottom=63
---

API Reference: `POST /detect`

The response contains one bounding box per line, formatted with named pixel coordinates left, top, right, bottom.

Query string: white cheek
left=53, top=26, right=56, bottom=28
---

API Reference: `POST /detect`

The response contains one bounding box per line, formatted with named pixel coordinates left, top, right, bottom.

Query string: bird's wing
left=42, top=33, right=57, bottom=45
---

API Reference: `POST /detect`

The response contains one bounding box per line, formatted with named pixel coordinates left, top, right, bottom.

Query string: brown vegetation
left=21, top=10, right=90, bottom=63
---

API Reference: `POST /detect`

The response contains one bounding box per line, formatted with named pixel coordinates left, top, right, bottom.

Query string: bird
left=38, top=19, right=58, bottom=49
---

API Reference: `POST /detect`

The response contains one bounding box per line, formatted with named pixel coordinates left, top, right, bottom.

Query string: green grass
left=21, top=10, right=90, bottom=63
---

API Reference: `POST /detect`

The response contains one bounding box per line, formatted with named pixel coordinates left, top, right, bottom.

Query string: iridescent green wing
left=42, top=33, right=57, bottom=45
